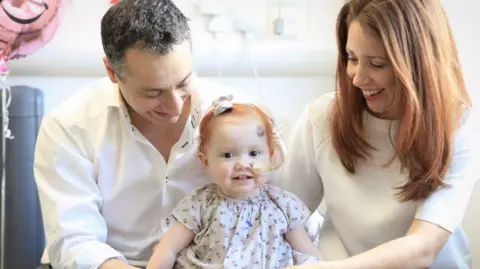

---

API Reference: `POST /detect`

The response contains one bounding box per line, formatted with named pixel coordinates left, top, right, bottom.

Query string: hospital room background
left=0, top=0, right=478, bottom=268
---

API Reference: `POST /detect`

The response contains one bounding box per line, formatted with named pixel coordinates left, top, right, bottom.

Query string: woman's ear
left=198, top=152, right=209, bottom=169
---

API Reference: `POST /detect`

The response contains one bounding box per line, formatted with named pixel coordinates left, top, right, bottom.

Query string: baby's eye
left=222, top=152, right=234, bottom=159
left=249, top=150, right=261, bottom=157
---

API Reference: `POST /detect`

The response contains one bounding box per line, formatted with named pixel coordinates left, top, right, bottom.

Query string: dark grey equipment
left=0, top=85, right=45, bottom=269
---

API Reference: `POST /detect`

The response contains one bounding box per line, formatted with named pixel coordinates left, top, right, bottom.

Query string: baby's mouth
left=232, top=175, right=254, bottom=180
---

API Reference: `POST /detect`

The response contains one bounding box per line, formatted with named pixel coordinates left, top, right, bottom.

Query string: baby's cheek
left=212, top=162, right=232, bottom=178
left=255, top=175, right=269, bottom=186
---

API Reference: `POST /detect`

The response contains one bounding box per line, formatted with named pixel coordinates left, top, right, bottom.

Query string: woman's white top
left=278, top=92, right=480, bottom=268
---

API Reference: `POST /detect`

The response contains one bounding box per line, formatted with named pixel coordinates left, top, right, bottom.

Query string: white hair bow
left=212, top=94, right=234, bottom=116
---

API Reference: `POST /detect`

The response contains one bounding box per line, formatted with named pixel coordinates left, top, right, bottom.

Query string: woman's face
left=346, top=20, right=400, bottom=119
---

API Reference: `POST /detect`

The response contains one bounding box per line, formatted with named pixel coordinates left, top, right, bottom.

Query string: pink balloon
left=0, top=0, right=65, bottom=63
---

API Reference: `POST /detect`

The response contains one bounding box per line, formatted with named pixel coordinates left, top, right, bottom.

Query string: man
left=34, top=1, right=249, bottom=268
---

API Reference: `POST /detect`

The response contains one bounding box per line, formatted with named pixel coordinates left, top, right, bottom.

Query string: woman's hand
left=286, top=220, right=449, bottom=269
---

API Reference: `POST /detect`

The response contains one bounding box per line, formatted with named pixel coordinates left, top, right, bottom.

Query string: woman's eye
left=371, top=62, right=386, bottom=68
left=145, top=91, right=161, bottom=99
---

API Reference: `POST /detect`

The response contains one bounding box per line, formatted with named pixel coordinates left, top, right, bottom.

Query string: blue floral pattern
left=164, top=183, right=320, bottom=269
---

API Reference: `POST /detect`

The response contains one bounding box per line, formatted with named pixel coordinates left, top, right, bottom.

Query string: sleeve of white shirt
left=415, top=107, right=480, bottom=232
left=34, top=114, right=127, bottom=269
left=276, top=102, right=325, bottom=213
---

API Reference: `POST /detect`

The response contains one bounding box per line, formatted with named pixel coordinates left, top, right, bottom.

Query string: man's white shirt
left=34, top=77, right=251, bottom=268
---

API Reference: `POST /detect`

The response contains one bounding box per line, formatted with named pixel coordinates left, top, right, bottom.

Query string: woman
left=280, top=0, right=479, bottom=268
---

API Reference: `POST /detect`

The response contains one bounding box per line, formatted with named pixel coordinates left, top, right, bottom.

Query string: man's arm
left=35, top=114, right=133, bottom=269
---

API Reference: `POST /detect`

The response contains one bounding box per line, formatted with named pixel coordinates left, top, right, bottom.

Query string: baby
left=147, top=95, right=322, bottom=269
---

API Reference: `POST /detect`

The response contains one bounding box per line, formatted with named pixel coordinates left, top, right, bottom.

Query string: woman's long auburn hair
left=331, top=0, right=472, bottom=202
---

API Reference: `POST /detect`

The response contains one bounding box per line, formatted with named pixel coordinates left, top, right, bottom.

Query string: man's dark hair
left=101, top=0, right=191, bottom=77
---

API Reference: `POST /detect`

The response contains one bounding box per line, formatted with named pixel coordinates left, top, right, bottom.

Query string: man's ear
left=198, top=152, right=209, bottom=169
left=103, top=56, right=119, bottom=83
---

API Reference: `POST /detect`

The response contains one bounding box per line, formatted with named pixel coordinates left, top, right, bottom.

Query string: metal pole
left=0, top=73, right=6, bottom=269
left=0, top=73, right=7, bottom=269
left=0, top=71, right=13, bottom=269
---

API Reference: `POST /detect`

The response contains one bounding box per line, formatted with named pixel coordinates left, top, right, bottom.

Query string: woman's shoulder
left=294, top=91, right=336, bottom=145
left=458, top=105, right=480, bottom=131
left=305, top=91, right=336, bottom=127
left=310, top=91, right=336, bottom=111
left=454, top=105, right=480, bottom=145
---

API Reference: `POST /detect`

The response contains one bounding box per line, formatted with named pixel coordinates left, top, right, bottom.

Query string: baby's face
left=199, top=114, right=272, bottom=199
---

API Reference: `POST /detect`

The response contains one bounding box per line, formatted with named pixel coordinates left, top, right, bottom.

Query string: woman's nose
left=352, top=66, right=370, bottom=88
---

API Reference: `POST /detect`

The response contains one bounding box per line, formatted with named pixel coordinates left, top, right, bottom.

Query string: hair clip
left=212, top=94, right=234, bottom=116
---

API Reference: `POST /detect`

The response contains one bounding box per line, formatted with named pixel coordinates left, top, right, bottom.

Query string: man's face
left=104, top=41, right=196, bottom=125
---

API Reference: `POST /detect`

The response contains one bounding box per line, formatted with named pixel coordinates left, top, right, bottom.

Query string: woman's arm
left=315, top=220, right=449, bottom=269
left=286, top=226, right=323, bottom=259
left=147, top=222, right=194, bottom=269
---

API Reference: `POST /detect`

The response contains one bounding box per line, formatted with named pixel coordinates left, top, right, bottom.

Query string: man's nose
left=162, top=90, right=183, bottom=116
